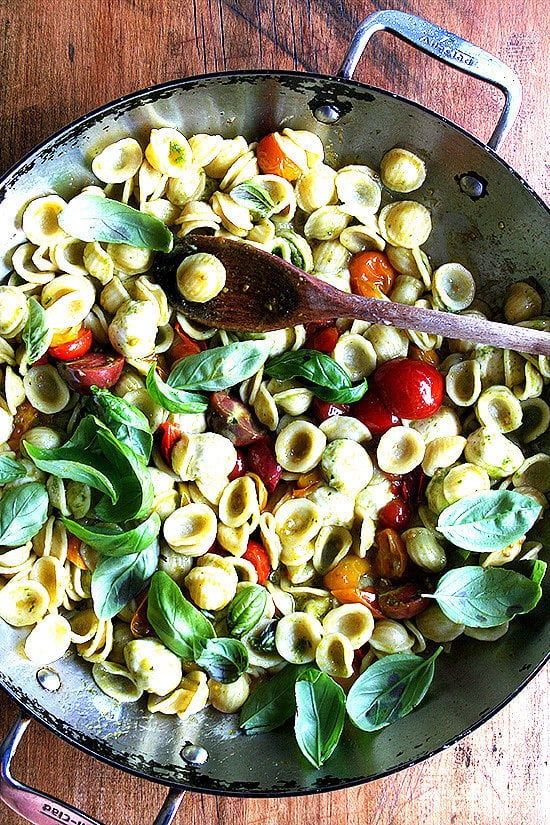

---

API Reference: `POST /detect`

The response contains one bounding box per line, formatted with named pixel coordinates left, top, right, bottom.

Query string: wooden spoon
left=151, top=235, right=550, bottom=356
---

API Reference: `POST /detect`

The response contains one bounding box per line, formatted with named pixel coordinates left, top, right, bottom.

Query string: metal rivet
left=457, top=173, right=487, bottom=200
left=313, top=104, right=342, bottom=124
left=180, top=742, right=209, bottom=766
left=36, top=668, right=61, bottom=692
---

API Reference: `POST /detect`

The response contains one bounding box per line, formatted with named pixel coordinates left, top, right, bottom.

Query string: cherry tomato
left=306, top=325, right=339, bottom=353
left=377, top=497, right=411, bottom=531
left=246, top=437, right=282, bottom=493
left=7, top=400, right=41, bottom=450
left=243, top=540, right=271, bottom=585
left=228, top=448, right=248, bottom=481
left=66, top=534, right=87, bottom=570
left=408, top=345, right=440, bottom=366
left=48, top=326, right=93, bottom=360
left=30, top=353, right=50, bottom=367
left=256, top=132, right=302, bottom=181
left=373, top=358, right=444, bottom=420
left=372, top=528, right=409, bottom=580
left=349, top=251, right=396, bottom=299
left=169, top=323, right=205, bottom=363
left=132, top=590, right=154, bottom=638
left=330, top=586, right=385, bottom=619
left=323, top=555, right=372, bottom=591
left=351, top=386, right=401, bottom=435
left=310, top=398, right=350, bottom=424
left=157, top=422, right=182, bottom=465
left=58, top=351, right=125, bottom=394
left=377, top=582, right=430, bottom=619
left=207, top=391, right=266, bottom=446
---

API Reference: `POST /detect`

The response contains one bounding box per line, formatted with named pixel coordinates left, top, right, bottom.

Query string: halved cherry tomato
left=157, top=421, right=182, bottom=465
left=256, top=132, right=303, bottom=181
left=372, top=528, right=409, bottom=580
left=58, top=351, right=125, bottom=394
left=243, top=539, right=271, bottom=585
left=30, top=353, right=50, bottom=367
left=323, top=555, right=372, bottom=591
left=310, top=398, right=350, bottom=424
left=408, top=344, right=440, bottom=366
left=246, top=437, right=282, bottom=493
left=7, top=400, right=41, bottom=450
left=131, top=590, right=154, bottom=638
left=48, top=326, right=93, bottom=361
left=170, top=323, right=205, bottom=362
left=330, top=586, right=385, bottom=619
left=228, top=448, right=248, bottom=480
left=349, top=251, right=396, bottom=299
left=306, top=325, right=339, bottom=353
left=377, top=581, right=429, bottom=619
left=351, top=386, right=401, bottom=435
left=207, top=391, right=265, bottom=446
left=66, top=535, right=88, bottom=570
left=378, top=497, right=411, bottom=531
left=373, top=358, right=444, bottom=420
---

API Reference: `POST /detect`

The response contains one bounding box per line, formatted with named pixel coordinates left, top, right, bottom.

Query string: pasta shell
left=321, top=438, right=373, bottom=495
left=30, top=555, right=70, bottom=609
left=23, top=364, right=71, bottom=414
left=504, top=281, right=543, bottom=324
left=332, top=333, right=377, bottom=381
left=475, top=385, right=523, bottom=433
left=464, top=426, right=524, bottom=479
left=379, top=148, right=426, bottom=193
left=163, top=502, right=218, bottom=556
left=92, top=138, right=143, bottom=183
left=319, top=415, right=372, bottom=445
left=441, top=462, right=491, bottom=505
left=0, top=286, right=28, bottom=337
left=92, top=660, right=143, bottom=702
left=145, top=128, right=192, bottom=177
left=315, top=631, right=354, bottom=678
left=124, top=638, right=183, bottom=696
left=166, top=166, right=205, bottom=205
left=369, top=619, right=414, bottom=654
left=275, top=420, right=326, bottom=473
left=415, top=604, right=464, bottom=643
left=176, top=252, right=226, bottom=303
left=322, top=603, right=374, bottom=648
left=433, top=263, right=476, bottom=311
left=24, top=614, right=72, bottom=665
left=312, top=525, right=353, bottom=574
left=0, top=578, right=50, bottom=626
left=22, top=195, right=68, bottom=246
left=378, top=201, right=432, bottom=248
left=41, top=273, right=96, bottom=329
left=208, top=674, right=250, bottom=713
left=275, top=497, right=321, bottom=550
left=512, top=453, right=550, bottom=493
left=421, top=435, right=466, bottom=477
left=185, top=563, right=238, bottom=611
left=377, top=426, right=425, bottom=475
left=295, top=164, right=337, bottom=213
left=339, top=221, right=386, bottom=253
left=335, top=165, right=382, bottom=216
left=401, top=527, right=447, bottom=572
left=11, top=243, right=56, bottom=285
left=446, top=359, right=482, bottom=407
left=203, top=136, right=249, bottom=178
left=275, top=611, right=324, bottom=663
left=304, top=206, right=351, bottom=241
left=218, top=475, right=259, bottom=528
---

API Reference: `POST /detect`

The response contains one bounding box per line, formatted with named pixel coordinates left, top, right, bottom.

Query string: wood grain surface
left=0, top=1, right=548, bottom=824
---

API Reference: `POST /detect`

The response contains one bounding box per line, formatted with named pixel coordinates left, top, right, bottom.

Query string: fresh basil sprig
left=427, top=566, right=543, bottom=627
left=346, top=647, right=443, bottom=732
left=264, top=349, right=368, bottom=404
left=0, top=456, right=27, bottom=484
left=58, top=192, right=174, bottom=252
left=437, top=490, right=542, bottom=552
left=24, top=440, right=118, bottom=501
left=294, top=669, right=346, bottom=768
left=167, top=340, right=272, bottom=392
left=147, top=570, right=215, bottom=661
left=91, top=539, right=159, bottom=620
left=195, top=637, right=249, bottom=683
left=88, top=387, right=153, bottom=461
left=146, top=365, right=208, bottom=414
left=230, top=181, right=277, bottom=219
left=226, top=584, right=268, bottom=638
left=0, top=482, right=49, bottom=547
left=62, top=512, right=161, bottom=557
left=22, top=297, right=52, bottom=364
left=239, top=663, right=310, bottom=734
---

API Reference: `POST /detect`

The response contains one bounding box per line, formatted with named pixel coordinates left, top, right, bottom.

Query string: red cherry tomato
left=330, top=586, right=386, bottom=619
left=157, top=422, right=182, bottom=465
left=372, top=528, right=409, bottom=580
left=58, top=351, right=125, bottom=394
left=228, top=448, right=248, bottom=481
left=349, top=251, right=396, bottom=299
left=246, top=437, right=282, bottom=493
left=373, top=358, right=444, bottom=420
left=310, top=398, right=350, bottom=424
left=48, top=326, right=93, bottom=361
left=377, top=582, right=430, bottom=619
left=307, top=325, right=339, bottom=353
left=169, top=323, right=205, bottom=363
left=242, top=540, right=271, bottom=585
left=256, top=132, right=302, bottom=181
left=378, top=497, right=411, bottom=531
left=351, top=386, right=401, bottom=435
left=207, top=391, right=266, bottom=446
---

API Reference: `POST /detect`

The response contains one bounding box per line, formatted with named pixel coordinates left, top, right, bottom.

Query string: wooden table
left=0, top=1, right=548, bottom=823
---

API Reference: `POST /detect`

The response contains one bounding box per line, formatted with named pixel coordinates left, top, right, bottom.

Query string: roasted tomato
left=310, top=398, right=350, bottom=424
left=351, top=386, right=401, bottom=435
left=58, top=351, right=125, bottom=394
left=207, top=391, right=266, bottom=446
left=349, top=250, right=396, bottom=299
left=377, top=497, right=411, bottom=531
left=48, top=325, right=93, bottom=360
left=330, top=586, right=385, bottom=619
left=243, top=540, right=271, bottom=585
left=373, top=358, right=444, bottom=420
left=306, top=324, right=339, bottom=353
left=371, top=528, right=409, bottom=580
left=256, top=132, right=303, bottom=181
left=323, top=555, right=372, bottom=590
left=377, top=581, right=430, bottom=619
left=228, top=448, right=248, bottom=480
left=157, top=422, right=182, bottom=465
left=246, top=437, right=282, bottom=493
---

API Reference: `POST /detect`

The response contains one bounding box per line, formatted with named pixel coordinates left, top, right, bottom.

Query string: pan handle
left=0, top=712, right=186, bottom=825
left=337, top=9, right=522, bottom=150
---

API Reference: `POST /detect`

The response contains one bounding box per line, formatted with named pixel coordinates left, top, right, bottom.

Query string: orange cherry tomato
left=49, top=326, right=93, bottom=360
left=131, top=590, right=154, bottom=638
left=49, top=324, right=82, bottom=348
left=169, top=323, right=205, bottom=363
left=349, top=251, right=396, bottom=299
left=307, top=325, right=340, bottom=353
left=7, top=400, right=41, bottom=450
left=408, top=344, right=440, bottom=366
left=66, top=535, right=88, bottom=570
left=242, top=540, right=271, bottom=585
left=330, top=586, right=385, bottom=619
left=323, top=555, right=372, bottom=591
left=256, top=132, right=303, bottom=181
left=372, top=528, right=409, bottom=581
left=157, top=421, right=182, bottom=464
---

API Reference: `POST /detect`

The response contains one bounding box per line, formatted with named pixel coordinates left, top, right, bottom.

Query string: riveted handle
left=338, top=9, right=522, bottom=149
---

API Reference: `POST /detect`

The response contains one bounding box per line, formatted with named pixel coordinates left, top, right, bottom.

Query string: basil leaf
left=24, top=441, right=118, bottom=501
left=22, top=296, right=52, bottom=365
left=294, top=669, right=346, bottom=768
left=0, top=482, right=49, bottom=546
left=167, top=340, right=271, bottom=392
left=264, top=350, right=368, bottom=403
left=346, top=647, right=443, bottom=732
left=0, top=456, right=27, bottom=484
left=147, top=570, right=215, bottom=661
left=62, top=512, right=161, bottom=557
left=437, top=490, right=542, bottom=552
left=528, top=559, right=547, bottom=587
left=89, top=387, right=153, bottom=461
left=230, top=181, right=277, bottom=218
left=249, top=618, right=278, bottom=653
left=91, top=540, right=159, bottom=620
left=58, top=192, right=173, bottom=252
left=239, top=663, right=310, bottom=734
left=429, top=565, right=542, bottom=627
left=93, top=419, right=154, bottom=521
left=146, top=365, right=208, bottom=413
left=226, top=585, right=268, bottom=638
left=196, top=637, right=249, bottom=683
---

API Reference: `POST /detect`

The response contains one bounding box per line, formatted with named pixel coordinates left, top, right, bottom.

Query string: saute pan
left=0, top=10, right=548, bottom=825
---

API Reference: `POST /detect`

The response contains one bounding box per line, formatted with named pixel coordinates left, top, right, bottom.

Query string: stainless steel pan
left=0, top=10, right=548, bottom=825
